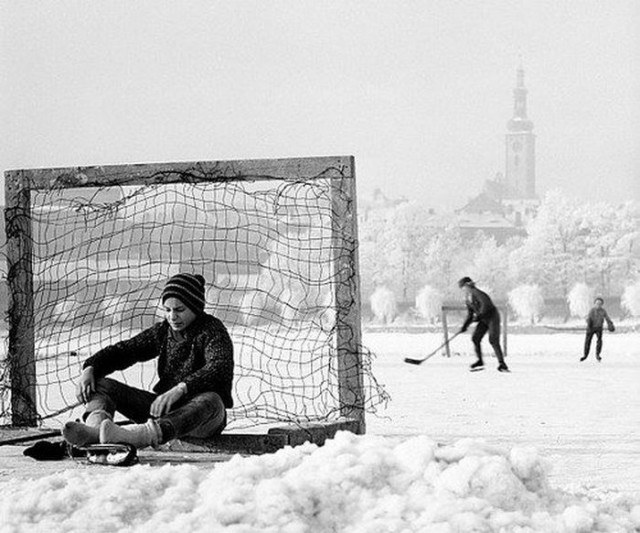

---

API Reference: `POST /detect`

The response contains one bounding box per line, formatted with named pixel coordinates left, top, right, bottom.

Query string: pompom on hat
left=161, top=273, right=206, bottom=314
left=458, top=276, right=475, bottom=288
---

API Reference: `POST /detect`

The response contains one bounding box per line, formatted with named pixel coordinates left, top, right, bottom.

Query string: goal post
left=4, top=175, right=37, bottom=426
left=2, top=156, right=386, bottom=436
left=331, top=168, right=366, bottom=427
left=441, top=304, right=508, bottom=358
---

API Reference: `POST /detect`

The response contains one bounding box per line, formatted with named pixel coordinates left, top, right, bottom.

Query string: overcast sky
left=1, top=0, right=638, bottom=209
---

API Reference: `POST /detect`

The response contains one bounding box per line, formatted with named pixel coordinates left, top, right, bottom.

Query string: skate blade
left=469, top=366, right=485, bottom=372
left=80, top=444, right=138, bottom=466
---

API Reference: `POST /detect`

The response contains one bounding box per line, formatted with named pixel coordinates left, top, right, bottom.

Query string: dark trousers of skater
left=471, top=310, right=507, bottom=369
left=582, top=328, right=604, bottom=362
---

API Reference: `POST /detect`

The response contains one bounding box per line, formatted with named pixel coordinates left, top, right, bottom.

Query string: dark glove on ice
left=23, top=440, right=69, bottom=461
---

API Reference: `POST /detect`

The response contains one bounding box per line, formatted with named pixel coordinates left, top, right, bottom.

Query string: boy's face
left=594, top=299, right=603, bottom=308
left=164, top=297, right=197, bottom=331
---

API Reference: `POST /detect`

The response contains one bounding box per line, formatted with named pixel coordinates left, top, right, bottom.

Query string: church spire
left=504, top=65, right=536, bottom=199
left=507, top=65, right=534, bottom=132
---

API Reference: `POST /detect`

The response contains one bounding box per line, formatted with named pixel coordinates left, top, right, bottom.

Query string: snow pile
left=2, top=432, right=639, bottom=533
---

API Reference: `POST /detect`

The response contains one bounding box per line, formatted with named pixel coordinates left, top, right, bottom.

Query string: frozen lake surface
left=364, top=331, right=640, bottom=496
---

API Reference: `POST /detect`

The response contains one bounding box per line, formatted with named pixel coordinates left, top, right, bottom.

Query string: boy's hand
left=76, top=367, right=95, bottom=404
left=150, top=383, right=187, bottom=417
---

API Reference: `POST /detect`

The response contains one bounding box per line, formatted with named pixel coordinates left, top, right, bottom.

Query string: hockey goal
left=2, top=156, right=387, bottom=439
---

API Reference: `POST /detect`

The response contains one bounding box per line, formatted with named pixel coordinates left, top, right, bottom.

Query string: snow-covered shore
left=2, top=432, right=639, bottom=533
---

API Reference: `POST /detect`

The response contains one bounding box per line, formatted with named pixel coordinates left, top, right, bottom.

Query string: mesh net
left=1, top=163, right=388, bottom=430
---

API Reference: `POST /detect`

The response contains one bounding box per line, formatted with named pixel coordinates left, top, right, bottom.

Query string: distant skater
left=458, top=277, right=509, bottom=373
left=581, top=297, right=615, bottom=362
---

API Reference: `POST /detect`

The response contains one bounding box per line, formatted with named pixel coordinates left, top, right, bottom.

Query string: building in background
left=505, top=65, right=536, bottom=200
left=359, top=187, right=410, bottom=223
left=458, top=65, right=540, bottom=236
left=360, top=67, right=541, bottom=244
left=501, top=64, right=540, bottom=226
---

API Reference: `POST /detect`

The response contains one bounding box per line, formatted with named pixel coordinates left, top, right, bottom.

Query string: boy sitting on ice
left=63, top=273, right=234, bottom=449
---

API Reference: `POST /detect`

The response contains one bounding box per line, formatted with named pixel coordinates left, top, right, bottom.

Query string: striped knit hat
left=161, top=273, right=206, bottom=314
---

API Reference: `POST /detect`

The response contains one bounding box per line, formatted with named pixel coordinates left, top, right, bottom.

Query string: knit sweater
left=83, top=313, right=234, bottom=408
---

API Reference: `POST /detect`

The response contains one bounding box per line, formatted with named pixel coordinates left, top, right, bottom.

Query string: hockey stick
left=404, top=330, right=463, bottom=365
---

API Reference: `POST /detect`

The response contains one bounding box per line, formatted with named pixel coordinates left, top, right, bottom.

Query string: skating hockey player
left=458, top=277, right=510, bottom=373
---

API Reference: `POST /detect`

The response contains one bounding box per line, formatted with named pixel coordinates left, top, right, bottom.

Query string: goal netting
left=1, top=157, right=388, bottom=431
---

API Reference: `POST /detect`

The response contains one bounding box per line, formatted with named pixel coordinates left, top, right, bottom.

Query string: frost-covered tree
left=389, top=203, right=436, bottom=300
left=567, top=282, right=595, bottom=319
left=392, top=203, right=439, bottom=302
left=510, top=194, right=640, bottom=300
left=509, top=190, right=588, bottom=300
left=422, top=225, right=466, bottom=298
left=580, top=201, right=640, bottom=296
left=621, top=280, right=640, bottom=318
left=507, top=284, right=544, bottom=324
left=360, top=201, right=438, bottom=303
left=414, top=285, right=443, bottom=323
left=359, top=209, right=403, bottom=301
left=616, top=228, right=640, bottom=284
left=370, top=286, right=397, bottom=325
left=360, top=190, right=640, bottom=314
left=468, top=234, right=511, bottom=300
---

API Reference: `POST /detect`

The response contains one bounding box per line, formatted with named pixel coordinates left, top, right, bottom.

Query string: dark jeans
left=85, top=377, right=227, bottom=443
left=584, top=328, right=603, bottom=357
left=472, top=311, right=506, bottom=364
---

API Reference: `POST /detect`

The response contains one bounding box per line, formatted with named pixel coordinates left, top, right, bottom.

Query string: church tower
left=505, top=66, right=536, bottom=198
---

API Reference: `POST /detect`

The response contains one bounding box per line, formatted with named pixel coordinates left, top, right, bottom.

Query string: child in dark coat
left=581, top=297, right=615, bottom=362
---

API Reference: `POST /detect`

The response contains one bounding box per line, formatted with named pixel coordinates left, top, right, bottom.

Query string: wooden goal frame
left=3, top=156, right=367, bottom=444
